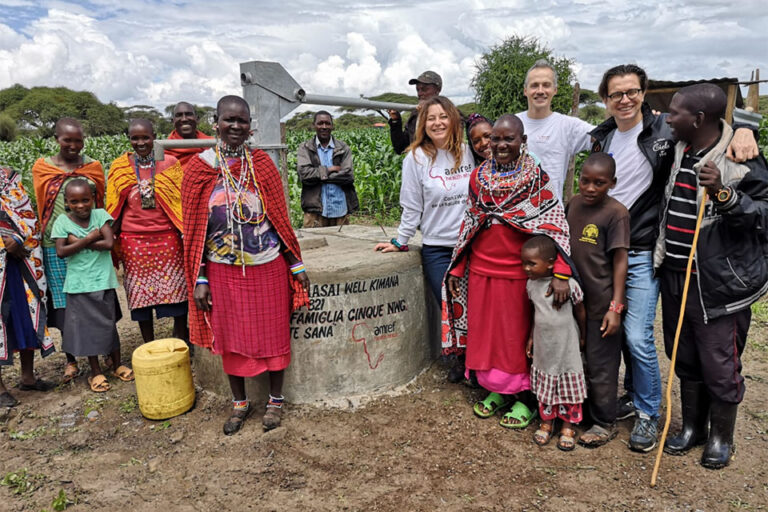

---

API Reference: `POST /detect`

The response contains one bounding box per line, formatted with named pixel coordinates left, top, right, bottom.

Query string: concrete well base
left=192, top=225, right=440, bottom=405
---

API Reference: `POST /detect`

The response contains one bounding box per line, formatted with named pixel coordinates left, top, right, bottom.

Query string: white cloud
left=0, top=22, right=25, bottom=47
left=0, top=0, right=763, bottom=112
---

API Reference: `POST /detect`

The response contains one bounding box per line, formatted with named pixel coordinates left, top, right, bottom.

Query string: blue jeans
left=623, top=250, right=662, bottom=419
left=421, top=245, right=453, bottom=302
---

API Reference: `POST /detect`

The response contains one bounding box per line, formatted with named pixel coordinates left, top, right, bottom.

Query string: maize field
left=0, top=128, right=404, bottom=227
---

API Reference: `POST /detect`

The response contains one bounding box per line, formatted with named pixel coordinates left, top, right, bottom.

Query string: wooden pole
left=651, top=192, right=709, bottom=487
left=725, top=84, right=737, bottom=124
left=746, top=69, right=760, bottom=112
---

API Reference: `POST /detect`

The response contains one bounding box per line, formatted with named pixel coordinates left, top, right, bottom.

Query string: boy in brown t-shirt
left=566, top=152, right=630, bottom=447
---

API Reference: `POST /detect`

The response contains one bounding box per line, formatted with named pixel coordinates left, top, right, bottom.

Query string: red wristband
left=609, top=300, right=625, bottom=314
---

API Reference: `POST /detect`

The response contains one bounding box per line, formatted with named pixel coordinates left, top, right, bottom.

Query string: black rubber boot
left=664, top=380, right=709, bottom=455
left=701, top=400, right=738, bottom=469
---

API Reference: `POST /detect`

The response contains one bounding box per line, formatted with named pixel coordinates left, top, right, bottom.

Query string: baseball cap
left=409, top=71, right=442, bottom=88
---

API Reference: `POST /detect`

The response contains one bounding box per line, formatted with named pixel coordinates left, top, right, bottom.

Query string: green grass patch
left=0, top=468, right=45, bottom=495
left=118, top=395, right=137, bottom=414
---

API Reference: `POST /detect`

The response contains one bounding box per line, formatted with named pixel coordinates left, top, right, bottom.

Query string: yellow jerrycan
left=132, top=338, right=195, bottom=420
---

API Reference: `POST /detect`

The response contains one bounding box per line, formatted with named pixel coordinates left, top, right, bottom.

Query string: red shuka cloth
left=208, top=258, right=290, bottom=358
left=181, top=149, right=308, bottom=349
left=165, top=130, right=213, bottom=169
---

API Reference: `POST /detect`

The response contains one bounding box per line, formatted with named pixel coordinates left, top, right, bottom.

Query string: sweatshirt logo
left=428, top=163, right=473, bottom=191
left=579, top=224, right=599, bottom=245
left=653, top=139, right=670, bottom=156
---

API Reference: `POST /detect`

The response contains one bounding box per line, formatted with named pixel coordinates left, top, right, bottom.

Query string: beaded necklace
left=476, top=149, right=538, bottom=212
left=132, top=153, right=156, bottom=209
left=214, top=144, right=267, bottom=271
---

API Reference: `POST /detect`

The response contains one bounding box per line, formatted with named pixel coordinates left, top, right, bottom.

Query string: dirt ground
left=1, top=285, right=768, bottom=512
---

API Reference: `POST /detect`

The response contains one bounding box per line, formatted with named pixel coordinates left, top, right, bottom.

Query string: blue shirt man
left=316, top=136, right=348, bottom=218
left=296, top=111, right=358, bottom=227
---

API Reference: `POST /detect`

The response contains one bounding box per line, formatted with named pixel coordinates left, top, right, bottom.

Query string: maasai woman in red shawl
left=107, top=119, right=187, bottom=344
left=182, top=96, right=309, bottom=435
left=0, top=165, right=55, bottom=406
left=444, top=115, right=574, bottom=429
left=31, top=118, right=106, bottom=384
left=166, top=102, right=213, bottom=169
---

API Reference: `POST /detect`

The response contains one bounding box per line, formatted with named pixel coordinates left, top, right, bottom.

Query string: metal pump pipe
left=153, top=139, right=287, bottom=161
left=296, top=91, right=417, bottom=112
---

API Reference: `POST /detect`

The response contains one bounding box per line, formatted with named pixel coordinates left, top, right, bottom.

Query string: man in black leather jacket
left=654, top=83, right=768, bottom=470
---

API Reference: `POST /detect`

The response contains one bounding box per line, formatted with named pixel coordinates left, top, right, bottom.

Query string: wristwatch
left=715, top=187, right=732, bottom=204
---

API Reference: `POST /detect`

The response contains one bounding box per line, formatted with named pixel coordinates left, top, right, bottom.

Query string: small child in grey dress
left=521, top=235, right=586, bottom=451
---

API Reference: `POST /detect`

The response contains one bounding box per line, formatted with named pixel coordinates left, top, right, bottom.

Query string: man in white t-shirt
left=517, top=60, right=594, bottom=202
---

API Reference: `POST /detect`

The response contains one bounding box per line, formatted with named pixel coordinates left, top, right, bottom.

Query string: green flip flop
left=500, top=401, right=538, bottom=429
left=473, top=392, right=510, bottom=418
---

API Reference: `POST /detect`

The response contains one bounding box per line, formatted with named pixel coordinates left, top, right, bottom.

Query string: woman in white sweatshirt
left=375, top=96, right=474, bottom=380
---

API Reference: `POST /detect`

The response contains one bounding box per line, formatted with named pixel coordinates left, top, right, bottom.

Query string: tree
left=579, top=88, right=601, bottom=106
left=123, top=105, right=173, bottom=135
left=0, top=84, right=28, bottom=112
left=0, top=113, right=17, bottom=141
left=3, top=86, right=126, bottom=137
left=578, top=104, right=607, bottom=125
left=82, top=103, right=126, bottom=136
left=285, top=110, right=316, bottom=131
left=471, top=36, right=576, bottom=119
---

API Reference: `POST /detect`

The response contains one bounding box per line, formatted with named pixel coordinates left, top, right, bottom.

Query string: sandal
left=261, top=394, right=285, bottom=430
left=223, top=405, right=252, bottom=436
left=88, top=374, right=110, bottom=393
left=17, top=378, right=55, bottom=391
left=533, top=421, right=554, bottom=446
left=578, top=424, right=618, bottom=448
left=62, top=362, right=79, bottom=384
left=262, top=395, right=284, bottom=430
left=0, top=391, right=19, bottom=408
left=558, top=427, right=577, bottom=452
left=500, top=401, right=537, bottom=429
left=111, top=365, right=134, bottom=382
left=473, top=392, right=509, bottom=419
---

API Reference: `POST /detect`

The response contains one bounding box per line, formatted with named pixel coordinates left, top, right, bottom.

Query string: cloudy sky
left=0, top=0, right=765, bottom=114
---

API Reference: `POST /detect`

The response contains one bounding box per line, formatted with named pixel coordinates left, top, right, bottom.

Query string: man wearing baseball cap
left=388, top=71, right=443, bottom=154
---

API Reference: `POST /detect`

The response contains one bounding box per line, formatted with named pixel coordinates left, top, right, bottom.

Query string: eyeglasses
left=607, top=88, right=643, bottom=102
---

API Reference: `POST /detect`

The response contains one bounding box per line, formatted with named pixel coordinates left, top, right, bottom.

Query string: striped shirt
left=664, top=148, right=700, bottom=271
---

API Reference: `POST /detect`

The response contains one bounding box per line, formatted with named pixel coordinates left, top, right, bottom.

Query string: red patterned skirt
left=120, top=230, right=187, bottom=310
left=466, top=271, right=531, bottom=374
left=207, top=257, right=291, bottom=364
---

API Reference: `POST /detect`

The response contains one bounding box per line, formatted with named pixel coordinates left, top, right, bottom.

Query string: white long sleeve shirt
left=396, top=144, right=474, bottom=247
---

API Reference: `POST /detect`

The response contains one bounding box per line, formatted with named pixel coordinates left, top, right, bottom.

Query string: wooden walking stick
left=650, top=191, right=708, bottom=487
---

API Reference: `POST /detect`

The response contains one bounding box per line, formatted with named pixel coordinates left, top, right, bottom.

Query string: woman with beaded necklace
left=182, top=96, right=309, bottom=435
left=444, top=114, right=575, bottom=429
left=107, top=119, right=187, bottom=345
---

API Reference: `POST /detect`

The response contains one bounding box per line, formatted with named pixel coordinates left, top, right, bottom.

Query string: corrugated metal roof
left=646, top=77, right=743, bottom=112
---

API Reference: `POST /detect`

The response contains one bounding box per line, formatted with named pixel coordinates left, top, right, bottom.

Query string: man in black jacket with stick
left=655, top=83, right=768, bottom=469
